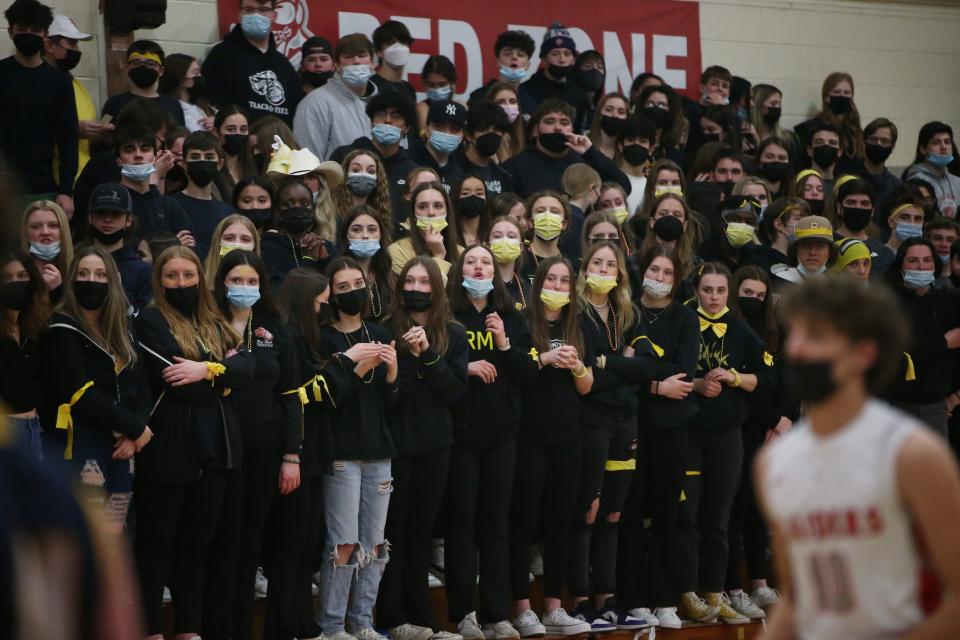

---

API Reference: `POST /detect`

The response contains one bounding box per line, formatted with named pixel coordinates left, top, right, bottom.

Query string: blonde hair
left=332, top=150, right=393, bottom=232
left=203, top=214, right=262, bottom=287
left=561, top=163, right=601, bottom=200
left=751, top=84, right=791, bottom=142
left=152, top=246, right=240, bottom=360
left=733, top=176, right=773, bottom=204
left=21, top=200, right=74, bottom=279
left=576, top=240, right=637, bottom=335
left=313, top=173, right=338, bottom=243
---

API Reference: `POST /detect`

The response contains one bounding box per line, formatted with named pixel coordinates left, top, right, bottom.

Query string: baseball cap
left=794, top=215, right=834, bottom=244
left=427, top=100, right=467, bottom=128
left=49, top=14, right=92, bottom=41
left=302, top=36, right=333, bottom=57
left=90, top=183, right=132, bottom=214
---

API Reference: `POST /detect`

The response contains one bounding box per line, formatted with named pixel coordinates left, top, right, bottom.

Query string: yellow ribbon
left=56, top=381, right=94, bottom=460
left=604, top=459, right=636, bottom=472
left=204, top=361, right=226, bottom=386
left=903, top=352, right=916, bottom=382
left=529, top=347, right=540, bottom=363
left=631, top=335, right=664, bottom=358
left=763, top=351, right=774, bottom=366
left=699, top=317, right=727, bottom=337
left=283, top=375, right=334, bottom=438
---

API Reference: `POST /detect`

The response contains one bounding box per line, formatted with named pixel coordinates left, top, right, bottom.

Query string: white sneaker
left=354, top=629, right=389, bottom=640
left=431, top=632, right=463, bottom=640
left=163, top=586, right=172, bottom=604
left=481, top=620, right=520, bottom=640
left=458, top=612, right=485, bottom=640
left=512, top=610, right=546, bottom=638
left=323, top=632, right=358, bottom=640
left=542, top=608, right=591, bottom=636
left=255, top=566, right=268, bottom=599
left=627, top=608, right=659, bottom=628
left=750, top=585, right=780, bottom=609
left=653, top=608, right=681, bottom=630
left=727, top=590, right=766, bottom=619
left=391, top=624, right=434, bottom=640
left=428, top=571, right=443, bottom=588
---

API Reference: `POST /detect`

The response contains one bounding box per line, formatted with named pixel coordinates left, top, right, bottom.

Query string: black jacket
left=454, top=151, right=515, bottom=196
left=128, top=185, right=195, bottom=237
left=407, top=139, right=464, bottom=193
left=503, top=146, right=631, bottom=198
left=201, top=25, right=304, bottom=125
left=0, top=334, right=40, bottom=414
left=519, top=69, right=589, bottom=120
left=112, top=245, right=152, bottom=314
left=261, top=232, right=335, bottom=293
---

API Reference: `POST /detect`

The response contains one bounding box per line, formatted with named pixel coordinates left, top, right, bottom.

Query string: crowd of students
left=3, top=0, right=960, bottom=638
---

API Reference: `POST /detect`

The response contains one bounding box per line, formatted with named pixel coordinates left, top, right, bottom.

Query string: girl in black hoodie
left=262, top=178, right=335, bottom=292
left=134, top=245, right=255, bottom=640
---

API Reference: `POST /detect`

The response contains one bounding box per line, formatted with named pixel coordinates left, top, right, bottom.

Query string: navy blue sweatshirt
left=111, top=245, right=152, bottom=313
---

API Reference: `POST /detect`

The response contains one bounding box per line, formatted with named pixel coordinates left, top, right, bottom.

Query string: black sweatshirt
left=128, top=185, right=195, bottom=237
left=230, top=312, right=301, bottom=454
left=407, top=139, right=464, bottom=193
left=0, top=56, right=78, bottom=195
left=318, top=321, right=398, bottom=460
left=454, top=151, right=515, bottom=196
left=101, top=92, right=185, bottom=126
left=201, top=25, right=304, bottom=125
left=453, top=302, right=537, bottom=448
left=502, top=146, right=631, bottom=198
left=391, top=322, right=469, bottom=456
left=135, top=306, right=256, bottom=482
left=261, top=232, right=336, bottom=293
left=37, top=314, right=151, bottom=456
left=0, top=334, right=40, bottom=414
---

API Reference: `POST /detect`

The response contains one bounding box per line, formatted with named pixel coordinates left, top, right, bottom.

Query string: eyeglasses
left=645, top=102, right=669, bottom=110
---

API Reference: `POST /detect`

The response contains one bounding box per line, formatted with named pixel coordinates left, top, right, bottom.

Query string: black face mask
left=89, top=225, right=127, bottom=245
left=653, top=215, right=684, bottom=242
left=865, top=143, right=893, bottom=164
left=12, top=33, right=43, bottom=57
left=701, top=132, right=721, bottom=144
left=74, top=280, right=109, bottom=311
left=642, top=106, right=671, bottom=129
left=475, top=132, right=502, bottom=158
left=812, top=145, right=839, bottom=169
left=805, top=198, right=826, bottom=216
left=548, top=64, right=573, bottom=79
left=599, top=115, right=623, bottom=137
left=56, top=49, right=82, bottom=72
left=302, top=70, right=333, bottom=88
left=402, top=290, right=433, bottom=312
left=621, top=144, right=649, bottom=166
left=538, top=131, right=569, bottom=153
left=186, top=160, right=219, bottom=188
left=841, top=206, right=872, bottom=232
left=737, top=296, right=763, bottom=319
left=279, top=207, right=314, bottom=234
left=828, top=95, right=851, bottom=115
left=760, top=161, right=790, bottom=183
left=576, top=68, right=604, bottom=92
left=784, top=359, right=837, bottom=405
left=762, top=107, right=781, bottom=126
left=335, top=287, right=368, bottom=316
left=458, top=195, right=485, bottom=219
left=187, top=76, right=207, bottom=102
left=0, top=280, right=33, bottom=311
left=128, top=66, right=160, bottom=89
left=238, top=207, right=272, bottom=229
left=222, top=133, right=250, bottom=156
left=164, top=285, right=200, bottom=317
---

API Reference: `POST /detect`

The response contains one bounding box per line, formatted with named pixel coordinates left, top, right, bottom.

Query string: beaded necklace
left=338, top=320, right=374, bottom=383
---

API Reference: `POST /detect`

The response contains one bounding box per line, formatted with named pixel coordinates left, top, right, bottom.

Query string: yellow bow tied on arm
left=699, top=317, right=727, bottom=338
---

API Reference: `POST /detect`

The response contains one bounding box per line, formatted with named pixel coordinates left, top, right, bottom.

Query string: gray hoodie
left=293, top=74, right=378, bottom=161
left=904, top=161, right=960, bottom=218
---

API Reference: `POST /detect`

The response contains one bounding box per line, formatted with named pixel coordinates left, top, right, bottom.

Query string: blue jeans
left=9, top=416, right=42, bottom=462
left=317, top=458, right=392, bottom=634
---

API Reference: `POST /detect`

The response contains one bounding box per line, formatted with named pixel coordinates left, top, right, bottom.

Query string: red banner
left=216, top=0, right=701, bottom=99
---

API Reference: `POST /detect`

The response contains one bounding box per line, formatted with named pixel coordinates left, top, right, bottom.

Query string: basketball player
left=756, top=278, right=960, bottom=639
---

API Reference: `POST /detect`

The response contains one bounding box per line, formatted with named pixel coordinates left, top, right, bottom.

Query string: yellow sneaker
left=679, top=592, right=719, bottom=623
left=705, top=592, right=750, bottom=625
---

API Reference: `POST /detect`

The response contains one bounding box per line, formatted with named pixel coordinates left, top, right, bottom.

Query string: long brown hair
left=731, top=265, right=779, bottom=351
left=277, top=268, right=328, bottom=361
left=151, top=246, right=239, bottom=360
left=333, top=150, right=394, bottom=232
left=20, top=200, right=74, bottom=280
left=528, top=256, right=585, bottom=357
left=0, top=247, right=51, bottom=340
left=485, top=81, right=525, bottom=161
left=392, top=256, right=453, bottom=356
left=638, top=193, right=699, bottom=277
left=815, top=72, right=864, bottom=161
left=202, top=214, right=261, bottom=286
left=409, top=181, right=461, bottom=259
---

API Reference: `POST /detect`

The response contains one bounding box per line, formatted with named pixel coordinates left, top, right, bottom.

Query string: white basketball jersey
left=764, top=399, right=926, bottom=640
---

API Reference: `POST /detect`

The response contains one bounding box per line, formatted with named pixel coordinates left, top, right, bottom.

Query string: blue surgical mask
left=226, top=284, right=261, bottom=309
left=463, top=275, right=494, bottom=299
left=29, top=241, right=60, bottom=261
left=349, top=238, right=381, bottom=259
left=427, top=85, right=452, bottom=101
left=797, top=263, right=827, bottom=278
left=894, top=221, right=923, bottom=241
left=903, top=269, right=936, bottom=290
left=240, top=13, right=272, bottom=39
left=928, top=153, right=955, bottom=168
left=121, top=163, right=156, bottom=182
left=371, top=123, right=403, bottom=146
left=341, top=64, right=373, bottom=88
left=499, top=65, right=527, bottom=84
left=429, top=130, right=462, bottom=155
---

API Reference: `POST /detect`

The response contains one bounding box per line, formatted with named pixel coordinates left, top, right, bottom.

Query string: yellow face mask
left=219, top=242, right=252, bottom=257
left=540, top=288, right=570, bottom=310
left=490, top=237, right=522, bottom=264
left=533, top=212, right=564, bottom=241
left=586, top=273, right=618, bottom=295
left=724, top=221, right=755, bottom=248
left=608, top=207, right=629, bottom=225
left=416, top=215, right=448, bottom=234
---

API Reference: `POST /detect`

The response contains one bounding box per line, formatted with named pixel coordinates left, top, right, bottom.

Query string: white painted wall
left=3, top=0, right=958, bottom=167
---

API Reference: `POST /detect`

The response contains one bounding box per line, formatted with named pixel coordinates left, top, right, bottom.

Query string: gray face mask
left=346, top=172, right=377, bottom=197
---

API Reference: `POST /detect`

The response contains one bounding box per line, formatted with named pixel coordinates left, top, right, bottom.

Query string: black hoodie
left=201, top=25, right=304, bottom=125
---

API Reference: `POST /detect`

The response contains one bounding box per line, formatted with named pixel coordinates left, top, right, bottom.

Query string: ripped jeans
left=317, top=458, right=392, bottom=634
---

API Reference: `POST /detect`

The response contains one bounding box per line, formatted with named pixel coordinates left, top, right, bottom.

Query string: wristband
left=572, top=363, right=587, bottom=378
left=282, top=454, right=300, bottom=464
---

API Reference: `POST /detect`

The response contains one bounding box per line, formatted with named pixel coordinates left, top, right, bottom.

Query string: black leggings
left=293, top=474, right=324, bottom=638
left=618, top=424, right=689, bottom=609
left=725, top=436, right=769, bottom=589
left=509, top=438, right=581, bottom=600
left=133, top=469, right=229, bottom=635
left=378, top=447, right=451, bottom=630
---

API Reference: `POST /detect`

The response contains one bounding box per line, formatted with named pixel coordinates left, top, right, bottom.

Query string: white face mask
left=642, top=278, right=673, bottom=299
left=382, top=42, right=410, bottom=67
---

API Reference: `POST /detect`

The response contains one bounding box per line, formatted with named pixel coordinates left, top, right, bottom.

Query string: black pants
left=618, top=424, right=689, bottom=608
left=262, top=467, right=311, bottom=640
left=725, top=436, right=768, bottom=589
left=569, top=420, right=635, bottom=597
left=378, top=447, right=451, bottom=629
left=203, top=469, right=244, bottom=640
left=509, top=438, right=581, bottom=599
left=293, top=474, right=324, bottom=638
left=677, top=428, right=743, bottom=593
left=133, top=469, right=229, bottom=635
left=445, top=439, right=516, bottom=623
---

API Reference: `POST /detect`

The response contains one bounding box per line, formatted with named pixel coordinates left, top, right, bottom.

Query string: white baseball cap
left=48, top=14, right=92, bottom=41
